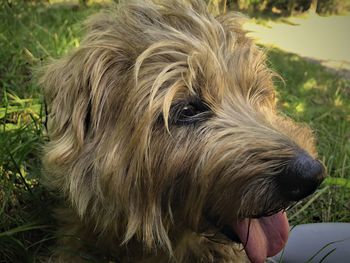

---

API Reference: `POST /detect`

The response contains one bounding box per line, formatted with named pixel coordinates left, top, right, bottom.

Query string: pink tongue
left=233, top=212, right=289, bottom=263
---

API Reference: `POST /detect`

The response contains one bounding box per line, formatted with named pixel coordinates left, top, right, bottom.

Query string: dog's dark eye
left=171, top=97, right=211, bottom=125
left=179, top=105, right=200, bottom=119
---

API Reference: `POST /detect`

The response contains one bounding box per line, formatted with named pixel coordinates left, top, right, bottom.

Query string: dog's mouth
left=205, top=211, right=289, bottom=263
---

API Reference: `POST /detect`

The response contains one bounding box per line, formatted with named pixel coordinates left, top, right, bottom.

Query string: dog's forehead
left=129, top=3, right=262, bottom=98
left=124, top=0, right=247, bottom=59
left=79, top=0, right=276, bottom=116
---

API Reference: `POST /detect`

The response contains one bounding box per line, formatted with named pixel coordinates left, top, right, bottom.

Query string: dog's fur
left=40, top=0, right=319, bottom=262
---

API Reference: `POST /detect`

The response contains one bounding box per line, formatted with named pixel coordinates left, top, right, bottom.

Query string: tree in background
left=208, top=0, right=227, bottom=15
left=308, top=0, right=318, bottom=13
left=207, top=0, right=350, bottom=15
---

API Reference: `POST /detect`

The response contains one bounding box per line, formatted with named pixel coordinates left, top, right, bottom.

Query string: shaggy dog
left=40, top=0, right=325, bottom=262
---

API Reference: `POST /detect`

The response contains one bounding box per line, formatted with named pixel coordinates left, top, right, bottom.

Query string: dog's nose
left=278, top=153, right=325, bottom=201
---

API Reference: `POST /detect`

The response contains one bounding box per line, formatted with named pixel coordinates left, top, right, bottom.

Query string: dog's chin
left=205, top=211, right=289, bottom=263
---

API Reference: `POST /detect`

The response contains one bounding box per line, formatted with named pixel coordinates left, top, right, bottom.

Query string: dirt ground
left=244, top=14, right=350, bottom=78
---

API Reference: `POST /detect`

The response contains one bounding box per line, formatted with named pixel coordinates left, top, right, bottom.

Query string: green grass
left=268, top=49, right=350, bottom=224
left=0, top=1, right=349, bottom=262
left=0, top=1, right=103, bottom=261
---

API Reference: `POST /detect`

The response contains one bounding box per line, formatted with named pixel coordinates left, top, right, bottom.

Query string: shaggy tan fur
left=40, top=0, right=321, bottom=262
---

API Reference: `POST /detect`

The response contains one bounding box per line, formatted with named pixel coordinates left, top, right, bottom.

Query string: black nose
left=278, top=153, right=325, bottom=201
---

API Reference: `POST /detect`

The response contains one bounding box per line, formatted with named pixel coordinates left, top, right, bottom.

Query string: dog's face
left=41, top=0, right=325, bottom=262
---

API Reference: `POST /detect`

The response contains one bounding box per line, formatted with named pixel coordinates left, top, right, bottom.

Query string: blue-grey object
left=267, top=223, right=350, bottom=263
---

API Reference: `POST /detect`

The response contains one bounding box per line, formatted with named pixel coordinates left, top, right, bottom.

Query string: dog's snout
left=278, top=153, right=325, bottom=201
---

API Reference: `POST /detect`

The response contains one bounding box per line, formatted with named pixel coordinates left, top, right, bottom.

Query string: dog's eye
left=174, top=104, right=201, bottom=125
left=171, top=98, right=211, bottom=125
left=179, top=105, right=200, bottom=118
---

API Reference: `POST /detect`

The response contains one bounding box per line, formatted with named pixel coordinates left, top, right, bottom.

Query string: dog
left=40, top=0, right=326, bottom=262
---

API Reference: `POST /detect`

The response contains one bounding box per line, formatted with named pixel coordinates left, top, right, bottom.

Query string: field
left=0, top=1, right=349, bottom=262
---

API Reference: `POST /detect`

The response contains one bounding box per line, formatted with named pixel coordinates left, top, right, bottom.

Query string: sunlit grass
left=244, top=14, right=350, bottom=71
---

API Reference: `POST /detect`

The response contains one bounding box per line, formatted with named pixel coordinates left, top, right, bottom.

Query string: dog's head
left=41, top=0, right=325, bottom=262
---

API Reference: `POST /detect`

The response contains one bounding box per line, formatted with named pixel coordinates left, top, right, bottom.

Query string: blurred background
left=209, top=0, right=350, bottom=15
left=0, top=0, right=349, bottom=262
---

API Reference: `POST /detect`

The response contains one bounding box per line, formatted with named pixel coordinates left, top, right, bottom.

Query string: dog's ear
left=41, top=54, right=91, bottom=145
left=39, top=17, right=134, bottom=224
left=40, top=53, right=92, bottom=162
left=39, top=14, right=129, bottom=164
